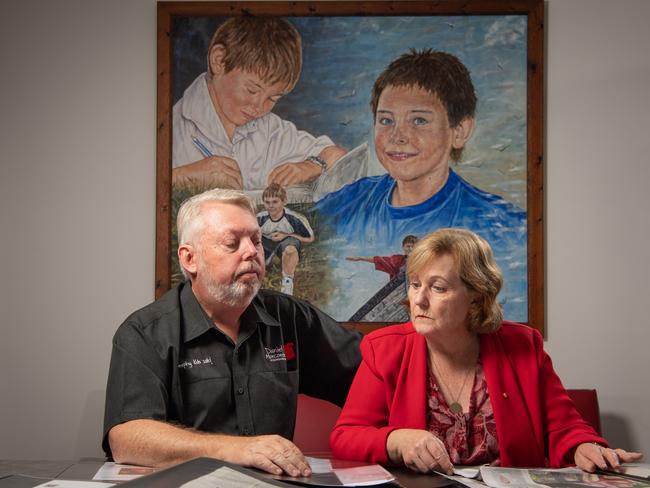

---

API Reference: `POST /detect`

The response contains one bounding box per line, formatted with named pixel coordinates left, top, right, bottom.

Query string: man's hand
left=173, top=156, right=243, bottom=189
left=222, top=434, right=312, bottom=477
left=574, top=443, right=643, bottom=472
left=386, top=429, right=453, bottom=474
left=109, top=420, right=312, bottom=476
left=267, top=161, right=322, bottom=187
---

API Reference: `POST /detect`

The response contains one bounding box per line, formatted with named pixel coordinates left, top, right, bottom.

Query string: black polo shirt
left=102, top=282, right=361, bottom=456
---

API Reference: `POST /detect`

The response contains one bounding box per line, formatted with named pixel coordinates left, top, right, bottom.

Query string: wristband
left=307, top=155, right=328, bottom=173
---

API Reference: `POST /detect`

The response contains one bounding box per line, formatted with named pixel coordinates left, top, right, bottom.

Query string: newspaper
left=476, top=466, right=650, bottom=488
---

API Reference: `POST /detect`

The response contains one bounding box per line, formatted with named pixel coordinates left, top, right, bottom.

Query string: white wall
left=1, top=0, right=649, bottom=460
left=545, top=0, right=650, bottom=452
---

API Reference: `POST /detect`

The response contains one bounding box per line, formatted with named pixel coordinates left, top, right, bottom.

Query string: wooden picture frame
left=156, top=0, right=544, bottom=334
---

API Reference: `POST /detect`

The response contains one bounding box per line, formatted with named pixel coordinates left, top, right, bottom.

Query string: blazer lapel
left=391, top=332, right=428, bottom=429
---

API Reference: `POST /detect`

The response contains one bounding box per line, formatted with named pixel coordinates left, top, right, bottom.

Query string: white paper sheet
left=92, top=461, right=156, bottom=481
left=35, top=481, right=115, bottom=488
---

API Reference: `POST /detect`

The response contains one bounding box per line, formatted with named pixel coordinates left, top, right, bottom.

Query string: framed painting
left=156, top=0, right=545, bottom=334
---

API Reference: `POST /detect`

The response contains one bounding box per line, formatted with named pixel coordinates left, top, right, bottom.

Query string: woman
left=330, top=229, right=642, bottom=473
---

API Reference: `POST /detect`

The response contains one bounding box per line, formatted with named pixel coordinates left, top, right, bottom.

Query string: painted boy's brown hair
left=207, top=17, right=302, bottom=92
left=401, top=234, right=418, bottom=247
left=370, top=49, right=477, bottom=162
left=262, top=182, right=288, bottom=202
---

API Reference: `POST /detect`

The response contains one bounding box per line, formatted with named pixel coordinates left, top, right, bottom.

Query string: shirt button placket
left=233, top=346, right=253, bottom=436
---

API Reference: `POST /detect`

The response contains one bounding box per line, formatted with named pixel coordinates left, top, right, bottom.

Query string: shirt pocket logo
left=177, top=356, right=214, bottom=369
left=264, top=345, right=287, bottom=362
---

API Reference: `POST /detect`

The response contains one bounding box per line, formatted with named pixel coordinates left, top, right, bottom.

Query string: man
left=102, top=189, right=361, bottom=476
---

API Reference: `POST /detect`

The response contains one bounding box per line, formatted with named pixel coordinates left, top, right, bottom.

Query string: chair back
left=293, top=394, right=342, bottom=455
left=567, top=388, right=602, bottom=435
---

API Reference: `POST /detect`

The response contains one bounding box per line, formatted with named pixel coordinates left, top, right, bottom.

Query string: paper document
left=92, top=461, right=156, bottom=481
left=453, top=466, right=484, bottom=479
left=180, top=466, right=281, bottom=488
left=312, top=142, right=369, bottom=201
left=334, top=465, right=395, bottom=486
left=437, top=472, right=486, bottom=488
left=35, top=481, right=115, bottom=488
left=433, top=465, right=486, bottom=488
left=271, top=456, right=394, bottom=486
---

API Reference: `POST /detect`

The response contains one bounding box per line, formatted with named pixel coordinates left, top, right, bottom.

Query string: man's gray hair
left=176, top=189, right=257, bottom=278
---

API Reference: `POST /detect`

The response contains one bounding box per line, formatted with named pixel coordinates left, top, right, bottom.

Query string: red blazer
left=330, top=322, right=606, bottom=467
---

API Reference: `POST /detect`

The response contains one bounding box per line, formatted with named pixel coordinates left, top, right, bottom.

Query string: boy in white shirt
left=173, top=17, right=346, bottom=191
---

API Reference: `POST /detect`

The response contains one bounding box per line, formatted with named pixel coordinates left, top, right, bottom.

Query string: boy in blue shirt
left=314, top=49, right=527, bottom=320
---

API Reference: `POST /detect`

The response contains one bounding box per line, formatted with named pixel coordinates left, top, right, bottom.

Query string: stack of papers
left=272, top=456, right=394, bottom=486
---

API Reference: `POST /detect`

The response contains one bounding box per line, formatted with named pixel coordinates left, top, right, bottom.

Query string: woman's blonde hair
left=406, top=228, right=504, bottom=333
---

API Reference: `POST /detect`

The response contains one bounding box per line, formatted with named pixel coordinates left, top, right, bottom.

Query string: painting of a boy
left=257, top=183, right=314, bottom=295
left=167, top=15, right=532, bottom=323
left=172, top=17, right=346, bottom=191
left=314, top=49, right=527, bottom=319
left=315, top=49, right=526, bottom=248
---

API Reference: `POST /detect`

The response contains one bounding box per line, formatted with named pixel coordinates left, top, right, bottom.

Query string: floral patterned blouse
left=426, top=359, right=500, bottom=465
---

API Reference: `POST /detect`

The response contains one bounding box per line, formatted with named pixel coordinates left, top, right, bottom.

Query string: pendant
left=449, top=402, right=463, bottom=414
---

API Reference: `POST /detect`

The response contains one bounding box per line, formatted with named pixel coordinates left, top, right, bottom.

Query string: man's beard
left=199, top=260, right=262, bottom=307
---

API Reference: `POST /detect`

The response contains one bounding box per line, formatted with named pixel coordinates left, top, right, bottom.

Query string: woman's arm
left=330, top=338, right=399, bottom=464
left=533, top=330, right=643, bottom=468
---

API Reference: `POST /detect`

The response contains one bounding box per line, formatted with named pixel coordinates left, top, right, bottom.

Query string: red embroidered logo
left=283, top=342, right=296, bottom=361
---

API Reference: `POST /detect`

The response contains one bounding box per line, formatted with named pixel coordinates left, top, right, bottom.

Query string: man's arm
left=109, top=419, right=311, bottom=477
left=104, top=321, right=311, bottom=477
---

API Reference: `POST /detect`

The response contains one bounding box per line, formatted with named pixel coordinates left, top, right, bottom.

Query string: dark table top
left=0, top=458, right=453, bottom=488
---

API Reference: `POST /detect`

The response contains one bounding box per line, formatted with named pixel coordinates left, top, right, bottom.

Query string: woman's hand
left=574, top=443, right=643, bottom=472
left=386, top=429, right=453, bottom=474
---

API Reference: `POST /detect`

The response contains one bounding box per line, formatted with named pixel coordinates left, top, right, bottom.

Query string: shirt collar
left=181, top=72, right=259, bottom=146
left=180, top=282, right=280, bottom=344
left=241, top=293, right=282, bottom=329
left=180, top=281, right=216, bottom=343
left=232, top=119, right=258, bottom=143
left=385, top=168, right=460, bottom=219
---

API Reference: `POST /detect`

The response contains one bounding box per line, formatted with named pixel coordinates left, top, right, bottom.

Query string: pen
left=191, top=136, right=213, bottom=158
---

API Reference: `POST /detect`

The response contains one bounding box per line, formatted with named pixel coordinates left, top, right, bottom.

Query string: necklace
left=430, top=354, right=475, bottom=414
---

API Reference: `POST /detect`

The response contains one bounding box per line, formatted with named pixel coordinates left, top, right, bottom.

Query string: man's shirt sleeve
left=102, top=321, right=171, bottom=457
